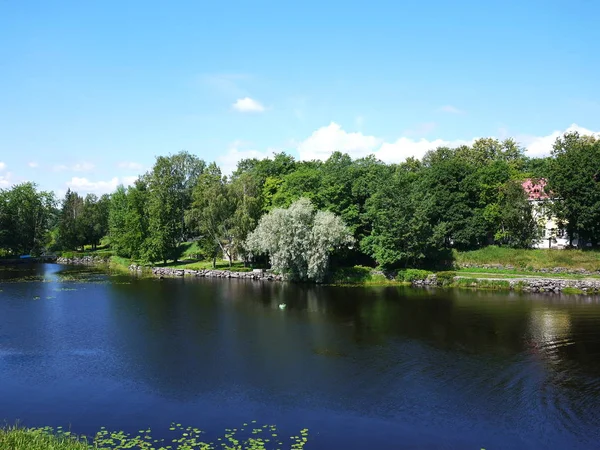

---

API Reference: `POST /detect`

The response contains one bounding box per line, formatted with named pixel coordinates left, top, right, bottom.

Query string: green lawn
left=454, top=246, right=600, bottom=272
left=456, top=268, right=600, bottom=280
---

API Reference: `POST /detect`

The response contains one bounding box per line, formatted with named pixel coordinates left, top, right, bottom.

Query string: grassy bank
left=0, top=423, right=309, bottom=449
left=329, top=266, right=406, bottom=286
left=454, top=246, right=600, bottom=271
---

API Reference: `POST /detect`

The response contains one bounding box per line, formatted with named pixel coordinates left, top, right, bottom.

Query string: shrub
left=330, top=265, right=373, bottom=284
left=396, top=268, right=432, bottom=282
left=435, top=271, right=457, bottom=286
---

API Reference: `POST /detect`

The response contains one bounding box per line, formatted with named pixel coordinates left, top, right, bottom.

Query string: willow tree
left=245, top=198, right=354, bottom=282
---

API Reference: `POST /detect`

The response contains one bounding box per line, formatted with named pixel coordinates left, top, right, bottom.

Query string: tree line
left=1, top=131, right=599, bottom=278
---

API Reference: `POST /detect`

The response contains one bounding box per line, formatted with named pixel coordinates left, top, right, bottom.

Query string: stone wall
left=140, top=265, right=285, bottom=281
left=412, top=275, right=600, bottom=293
left=56, top=255, right=110, bottom=265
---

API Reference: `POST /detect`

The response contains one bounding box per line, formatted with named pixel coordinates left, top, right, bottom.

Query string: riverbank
left=43, top=251, right=600, bottom=295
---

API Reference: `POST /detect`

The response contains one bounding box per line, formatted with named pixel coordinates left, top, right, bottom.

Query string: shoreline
left=4, top=256, right=599, bottom=295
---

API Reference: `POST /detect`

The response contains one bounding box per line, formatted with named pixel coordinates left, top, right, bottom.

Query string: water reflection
left=1, top=266, right=600, bottom=449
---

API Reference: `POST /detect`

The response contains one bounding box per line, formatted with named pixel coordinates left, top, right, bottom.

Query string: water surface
left=1, top=264, right=599, bottom=449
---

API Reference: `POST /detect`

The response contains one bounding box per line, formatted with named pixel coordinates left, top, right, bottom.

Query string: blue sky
left=1, top=0, right=599, bottom=196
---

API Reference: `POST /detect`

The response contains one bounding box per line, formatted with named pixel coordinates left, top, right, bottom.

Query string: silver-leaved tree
left=245, top=198, right=354, bottom=282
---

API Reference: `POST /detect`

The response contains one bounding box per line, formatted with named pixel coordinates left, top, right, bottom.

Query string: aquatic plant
left=0, top=422, right=310, bottom=450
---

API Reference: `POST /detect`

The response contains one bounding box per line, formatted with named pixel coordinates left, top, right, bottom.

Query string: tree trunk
left=212, top=256, right=216, bottom=269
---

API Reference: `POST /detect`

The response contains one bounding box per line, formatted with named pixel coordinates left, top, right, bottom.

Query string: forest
left=1, top=131, right=599, bottom=280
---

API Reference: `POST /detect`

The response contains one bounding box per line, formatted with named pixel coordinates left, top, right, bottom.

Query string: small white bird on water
left=279, top=303, right=287, bottom=310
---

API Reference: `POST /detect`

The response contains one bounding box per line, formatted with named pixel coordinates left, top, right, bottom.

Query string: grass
left=329, top=266, right=403, bottom=286
left=457, top=268, right=600, bottom=280
left=561, top=287, right=586, bottom=295
left=0, top=423, right=310, bottom=450
left=452, top=278, right=511, bottom=290
left=454, top=246, right=600, bottom=272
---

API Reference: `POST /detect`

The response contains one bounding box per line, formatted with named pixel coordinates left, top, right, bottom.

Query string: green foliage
left=493, top=180, right=540, bottom=248
left=9, top=128, right=600, bottom=279
left=561, top=287, right=585, bottom=295
left=0, top=422, right=310, bottom=450
left=0, top=182, right=56, bottom=255
left=396, top=269, right=432, bottom=282
left=548, top=132, right=600, bottom=246
left=452, top=277, right=510, bottom=290
left=435, top=271, right=457, bottom=286
left=330, top=265, right=374, bottom=284
left=246, top=198, right=354, bottom=281
left=186, top=163, right=236, bottom=267
left=144, top=152, right=205, bottom=263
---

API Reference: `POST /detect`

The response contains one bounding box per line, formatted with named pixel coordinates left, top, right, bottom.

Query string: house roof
left=522, top=178, right=550, bottom=200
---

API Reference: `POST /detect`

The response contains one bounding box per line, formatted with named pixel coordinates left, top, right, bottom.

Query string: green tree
left=245, top=198, right=354, bottom=281
left=57, top=189, right=85, bottom=251
left=186, top=164, right=236, bottom=267
left=108, top=181, right=149, bottom=259
left=145, top=152, right=205, bottom=263
left=362, top=168, right=441, bottom=268
left=494, top=180, right=540, bottom=248
left=0, top=183, right=56, bottom=255
left=548, top=132, right=600, bottom=247
left=79, top=194, right=110, bottom=249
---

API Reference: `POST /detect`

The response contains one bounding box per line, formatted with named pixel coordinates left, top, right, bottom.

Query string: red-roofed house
left=522, top=178, right=571, bottom=249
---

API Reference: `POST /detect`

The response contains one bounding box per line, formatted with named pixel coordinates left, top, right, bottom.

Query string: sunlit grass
left=454, top=246, right=600, bottom=271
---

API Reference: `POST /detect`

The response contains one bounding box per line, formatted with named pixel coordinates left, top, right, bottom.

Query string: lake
left=1, top=264, right=600, bottom=449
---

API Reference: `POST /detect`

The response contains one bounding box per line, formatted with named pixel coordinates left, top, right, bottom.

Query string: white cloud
left=233, top=97, right=265, bottom=113
left=28, top=162, right=39, bottom=168
left=53, top=162, right=95, bottom=172
left=0, top=162, right=6, bottom=171
left=298, top=122, right=382, bottom=161
left=437, top=105, right=464, bottom=114
left=0, top=172, right=15, bottom=188
left=522, top=123, right=600, bottom=158
left=217, top=143, right=276, bottom=175
left=117, top=161, right=144, bottom=170
left=296, top=122, right=470, bottom=163
left=66, top=176, right=137, bottom=196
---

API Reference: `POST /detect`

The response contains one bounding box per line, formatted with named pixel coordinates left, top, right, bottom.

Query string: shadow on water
left=1, top=265, right=600, bottom=449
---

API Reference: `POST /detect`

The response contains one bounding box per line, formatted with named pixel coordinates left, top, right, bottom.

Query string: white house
left=522, top=178, right=572, bottom=249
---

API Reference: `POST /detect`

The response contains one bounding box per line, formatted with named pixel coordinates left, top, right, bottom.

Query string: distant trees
left=56, top=189, right=110, bottom=251
left=3, top=130, right=600, bottom=272
left=246, top=198, right=354, bottom=281
left=0, top=183, right=56, bottom=255
left=108, top=181, right=149, bottom=259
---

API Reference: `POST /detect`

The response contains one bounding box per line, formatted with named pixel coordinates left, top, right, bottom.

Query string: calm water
left=1, top=264, right=600, bottom=449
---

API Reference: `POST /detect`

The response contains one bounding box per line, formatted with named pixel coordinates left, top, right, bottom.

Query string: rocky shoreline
left=413, top=274, right=600, bottom=293
left=44, top=257, right=600, bottom=294
left=56, top=255, right=111, bottom=265
left=131, top=264, right=285, bottom=281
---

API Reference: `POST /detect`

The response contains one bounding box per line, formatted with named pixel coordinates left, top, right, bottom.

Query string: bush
left=330, top=265, right=373, bottom=284
left=435, top=271, right=457, bottom=286
left=396, top=268, right=432, bottom=282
